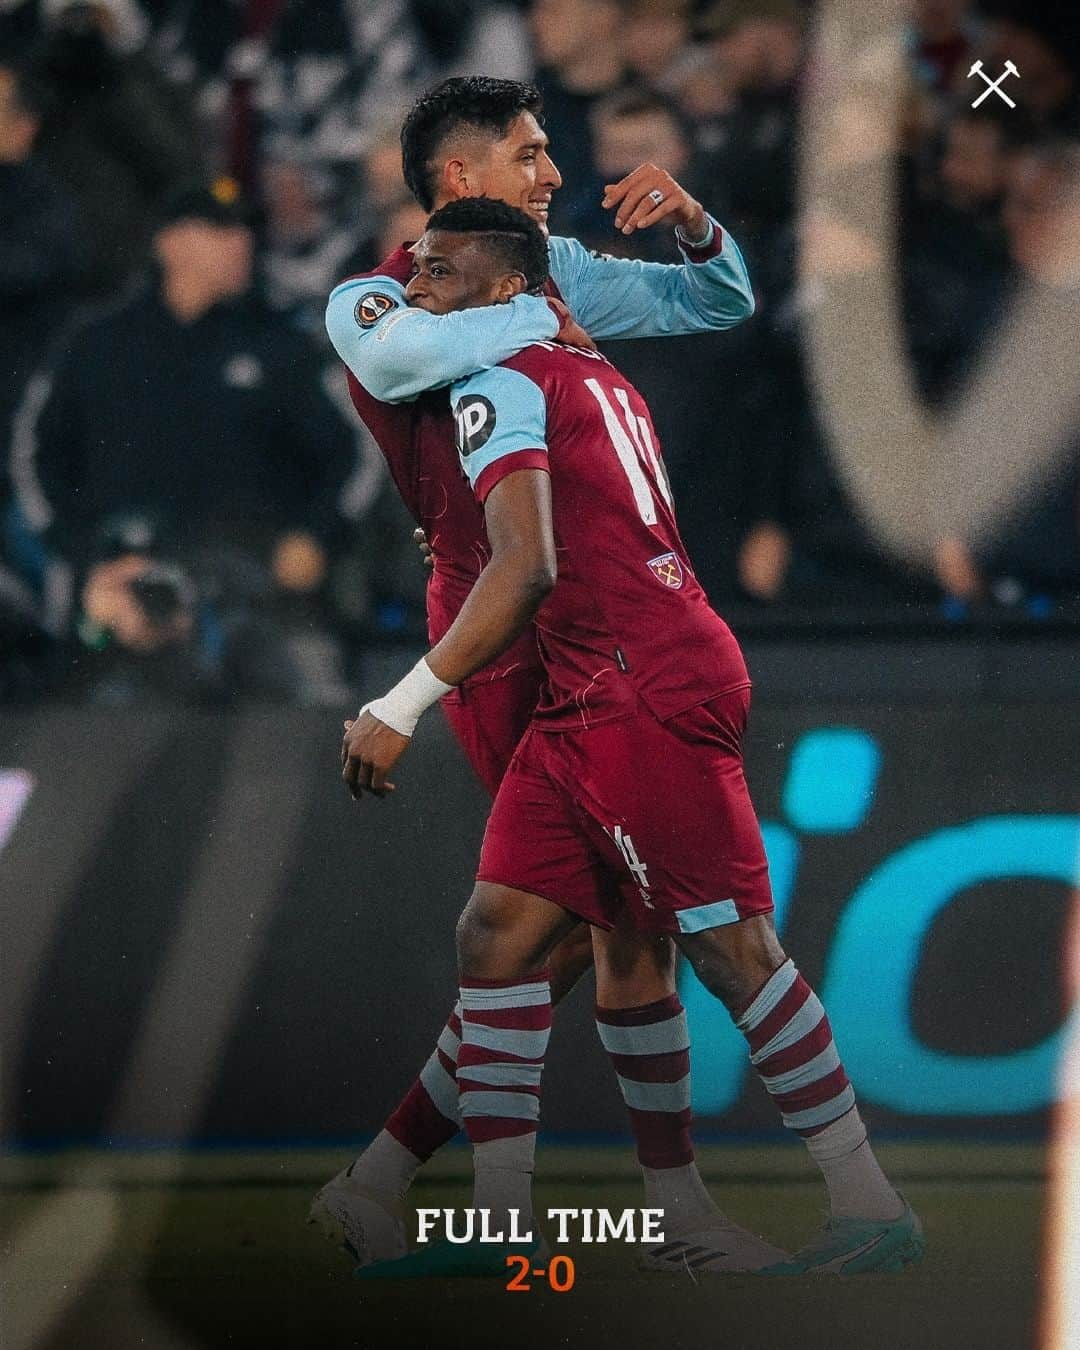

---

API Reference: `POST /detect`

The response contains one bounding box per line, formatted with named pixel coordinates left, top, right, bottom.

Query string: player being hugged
left=339, top=199, right=925, bottom=1281
left=316, top=75, right=786, bottom=1279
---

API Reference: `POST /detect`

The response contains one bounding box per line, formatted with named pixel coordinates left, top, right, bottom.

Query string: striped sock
left=737, top=959, right=855, bottom=1135
left=383, top=1003, right=463, bottom=1160
left=457, top=973, right=552, bottom=1224
left=737, top=959, right=901, bottom=1219
left=596, top=996, right=719, bottom=1223
left=595, top=996, right=695, bottom=1169
left=347, top=1004, right=462, bottom=1196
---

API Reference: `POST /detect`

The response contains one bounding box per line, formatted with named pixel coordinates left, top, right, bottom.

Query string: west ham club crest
left=646, top=552, right=684, bottom=589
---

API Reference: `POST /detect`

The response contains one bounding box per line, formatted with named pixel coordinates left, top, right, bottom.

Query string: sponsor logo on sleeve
left=354, top=292, right=397, bottom=328
left=646, top=552, right=684, bottom=589
left=453, top=395, right=496, bottom=456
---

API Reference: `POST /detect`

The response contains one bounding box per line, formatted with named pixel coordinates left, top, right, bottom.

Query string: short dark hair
left=424, top=197, right=550, bottom=292
left=401, top=76, right=544, bottom=211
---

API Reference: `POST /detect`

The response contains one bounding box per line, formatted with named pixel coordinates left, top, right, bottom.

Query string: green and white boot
left=761, top=1200, right=925, bottom=1275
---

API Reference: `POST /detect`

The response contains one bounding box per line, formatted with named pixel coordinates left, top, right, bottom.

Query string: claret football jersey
left=339, top=247, right=534, bottom=674
left=330, top=229, right=753, bottom=691
left=452, top=342, right=750, bottom=730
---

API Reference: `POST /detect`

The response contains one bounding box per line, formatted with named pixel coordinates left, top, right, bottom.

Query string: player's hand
left=602, top=164, right=708, bottom=241
left=341, top=711, right=408, bottom=800
left=413, top=526, right=434, bottom=570
left=546, top=298, right=597, bottom=352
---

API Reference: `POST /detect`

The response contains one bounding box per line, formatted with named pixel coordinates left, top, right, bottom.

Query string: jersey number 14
left=584, top=378, right=674, bottom=526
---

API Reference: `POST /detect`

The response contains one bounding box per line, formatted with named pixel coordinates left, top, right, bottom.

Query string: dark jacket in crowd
left=694, top=85, right=798, bottom=247
left=30, top=20, right=204, bottom=298
left=17, top=282, right=357, bottom=572
left=0, top=154, right=83, bottom=509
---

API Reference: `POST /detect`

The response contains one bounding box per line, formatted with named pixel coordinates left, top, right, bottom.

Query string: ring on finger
left=647, top=188, right=665, bottom=206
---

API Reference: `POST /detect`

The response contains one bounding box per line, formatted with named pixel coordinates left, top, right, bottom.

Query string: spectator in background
left=904, top=103, right=1021, bottom=403
left=0, top=61, right=82, bottom=512
left=0, top=58, right=83, bottom=695
left=339, top=126, right=422, bottom=270
left=148, top=0, right=290, bottom=192
left=0, top=0, right=44, bottom=58
left=260, top=154, right=364, bottom=336
left=682, top=0, right=805, bottom=250
left=906, top=0, right=982, bottom=98
left=28, top=0, right=204, bottom=300
left=10, top=183, right=359, bottom=703
left=619, top=0, right=698, bottom=98
left=586, top=89, right=700, bottom=259
left=364, top=127, right=411, bottom=213
left=983, top=10, right=1080, bottom=138
left=937, top=105, right=1018, bottom=219
left=259, top=125, right=431, bottom=333
left=373, top=197, right=429, bottom=263
left=530, top=0, right=626, bottom=238
left=410, top=0, right=531, bottom=84
left=935, top=141, right=1080, bottom=607
left=258, top=0, right=530, bottom=184
left=1, top=0, right=149, bottom=57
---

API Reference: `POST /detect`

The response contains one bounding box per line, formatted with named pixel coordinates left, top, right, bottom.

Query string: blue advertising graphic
left=681, top=728, right=1080, bottom=1119
left=2, top=706, right=1078, bottom=1144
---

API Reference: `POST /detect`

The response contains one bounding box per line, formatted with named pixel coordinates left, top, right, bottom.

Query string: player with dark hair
left=415, top=196, right=551, bottom=287
left=317, top=75, right=774, bottom=1273
left=400, top=77, right=546, bottom=212
left=341, top=199, right=924, bottom=1279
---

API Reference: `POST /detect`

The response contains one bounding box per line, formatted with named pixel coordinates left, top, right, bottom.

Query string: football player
left=339, top=199, right=924, bottom=1279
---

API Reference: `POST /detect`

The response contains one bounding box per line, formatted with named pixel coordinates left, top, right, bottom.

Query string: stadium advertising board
left=1, top=697, right=1076, bottom=1148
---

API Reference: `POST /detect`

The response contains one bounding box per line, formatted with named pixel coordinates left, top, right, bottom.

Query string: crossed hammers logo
left=968, top=59, right=1020, bottom=109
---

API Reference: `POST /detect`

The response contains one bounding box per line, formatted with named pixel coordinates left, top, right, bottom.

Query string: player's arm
left=325, top=275, right=562, bottom=404
left=548, top=230, right=754, bottom=339
left=426, top=468, right=554, bottom=680
left=341, top=367, right=554, bottom=799
left=547, top=165, right=755, bottom=340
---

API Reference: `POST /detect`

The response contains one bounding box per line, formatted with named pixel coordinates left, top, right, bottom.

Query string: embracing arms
left=326, top=276, right=561, bottom=404
left=327, top=169, right=754, bottom=406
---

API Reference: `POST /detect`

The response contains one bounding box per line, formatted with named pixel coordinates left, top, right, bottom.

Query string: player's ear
left=495, top=271, right=528, bottom=303
left=441, top=156, right=469, bottom=201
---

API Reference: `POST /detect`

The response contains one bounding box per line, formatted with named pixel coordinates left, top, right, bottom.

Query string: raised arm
left=546, top=160, right=754, bottom=340
left=547, top=225, right=754, bottom=341
left=326, top=275, right=560, bottom=404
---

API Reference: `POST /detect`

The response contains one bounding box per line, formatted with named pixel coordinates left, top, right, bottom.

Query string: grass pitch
left=2, top=1143, right=1045, bottom=1350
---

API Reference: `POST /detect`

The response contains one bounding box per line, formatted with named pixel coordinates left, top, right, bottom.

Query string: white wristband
left=362, top=656, right=455, bottom=737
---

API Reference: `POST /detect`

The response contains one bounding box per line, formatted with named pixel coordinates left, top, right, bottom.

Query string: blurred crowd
left=1, top=0, right=1078, bottom=705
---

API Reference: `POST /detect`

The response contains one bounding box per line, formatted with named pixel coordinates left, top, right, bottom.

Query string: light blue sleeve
left=451, top=366, right=548, bottom=494
left=546, top=222, right=755, bottom=340
left=325, top=276, right=560, bottom=404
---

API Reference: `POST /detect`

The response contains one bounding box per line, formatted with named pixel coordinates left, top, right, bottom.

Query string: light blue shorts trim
left=676, top=897, right=740, bottom=933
